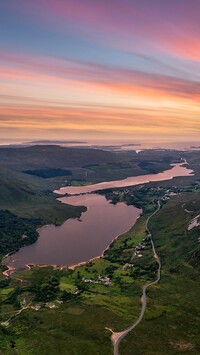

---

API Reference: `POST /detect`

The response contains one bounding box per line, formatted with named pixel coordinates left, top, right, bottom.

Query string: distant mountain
left=28, top=140, right=87, bottom=145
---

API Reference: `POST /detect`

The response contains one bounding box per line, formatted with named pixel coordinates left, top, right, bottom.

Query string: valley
left=0, top=146, right=200, bottom=354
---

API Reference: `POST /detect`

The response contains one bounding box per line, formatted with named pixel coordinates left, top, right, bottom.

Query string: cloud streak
left=1, top=51, right=200, bottom=101
left=1, top=1, right=200, bottom=141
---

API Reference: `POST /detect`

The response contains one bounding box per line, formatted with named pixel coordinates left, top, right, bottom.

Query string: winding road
left=109, top=201, right=161, bottom=355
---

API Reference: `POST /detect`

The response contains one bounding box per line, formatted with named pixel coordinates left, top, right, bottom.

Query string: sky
left=0, top=0, right=200, bottom=144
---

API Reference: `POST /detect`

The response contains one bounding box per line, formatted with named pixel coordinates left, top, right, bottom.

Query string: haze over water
left=1, top=139, right=200, bottom=151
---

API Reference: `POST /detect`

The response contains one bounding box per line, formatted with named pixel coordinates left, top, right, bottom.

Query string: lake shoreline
left=3, top=206, right=142, bottom=275
left=2, top=161, right=193, bottom=275
left=54, top=162, right=193, bottom=195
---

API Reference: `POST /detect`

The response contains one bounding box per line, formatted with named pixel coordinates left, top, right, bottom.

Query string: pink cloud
left=12, top=0, right=200, bottom=60
left=1, top=50, right=200, bottom=101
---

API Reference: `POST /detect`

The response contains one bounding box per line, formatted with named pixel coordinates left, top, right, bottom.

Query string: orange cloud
left=1, top=51, right=200, bottom=141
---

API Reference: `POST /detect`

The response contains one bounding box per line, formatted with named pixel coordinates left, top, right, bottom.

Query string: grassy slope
left=0, top=145, right=182, bottom=184
left=0, top=146, right=182, bottom=214
left=120, top=193, right=200, bottom=354
left=0, top=168, right=84, bottom=218
left=0, top=145, right=187, bottom=218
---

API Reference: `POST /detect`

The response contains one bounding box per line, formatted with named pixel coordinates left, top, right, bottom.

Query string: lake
left=5, top=194, right=140, bottom=268
left=4, top=162, right=193, bottom=269
left=55, top=162, right=193, bottom=195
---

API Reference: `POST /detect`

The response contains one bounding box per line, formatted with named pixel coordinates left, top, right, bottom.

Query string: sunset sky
left=0, top=0, right=200, bottom=143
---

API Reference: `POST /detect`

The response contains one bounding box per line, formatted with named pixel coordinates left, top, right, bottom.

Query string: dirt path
left=1, top=303, right=32, bottom=327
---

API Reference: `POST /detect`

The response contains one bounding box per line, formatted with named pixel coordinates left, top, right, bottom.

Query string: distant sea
left=0, top=138, right=199, bottom=151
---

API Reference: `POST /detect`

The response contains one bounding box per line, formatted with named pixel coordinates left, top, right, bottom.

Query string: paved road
left=111, top=202, right=161, bottom=355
